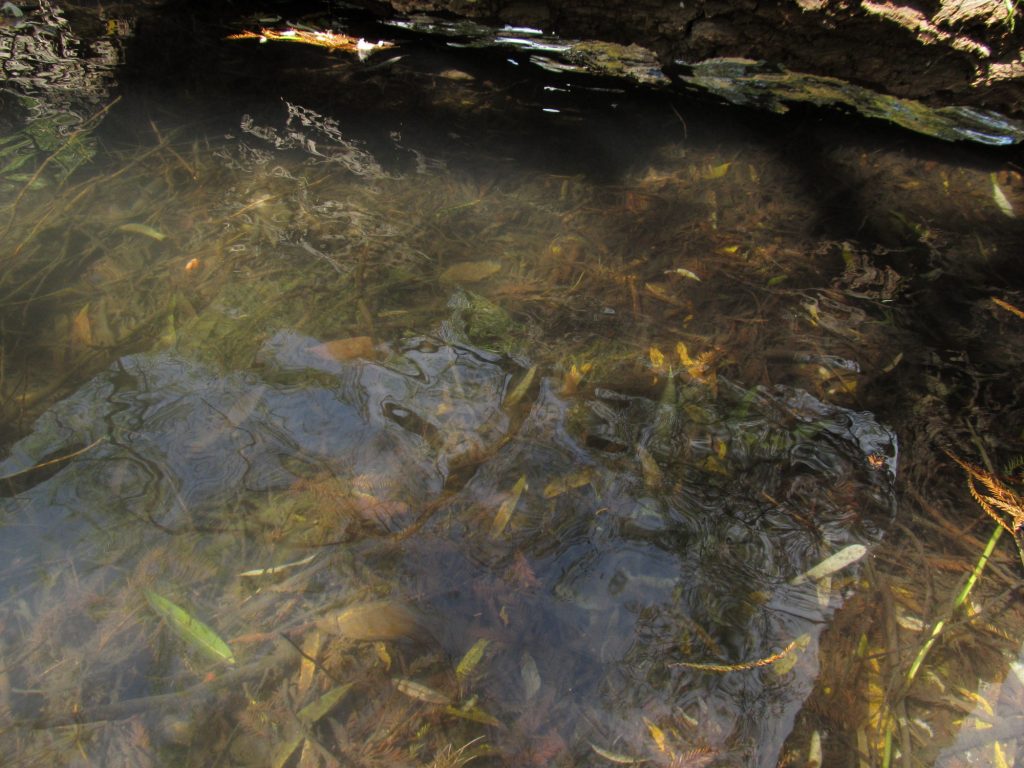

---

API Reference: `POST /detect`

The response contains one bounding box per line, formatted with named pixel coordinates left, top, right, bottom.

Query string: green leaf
left=118, top=222, right=168, bottom=240
left=269, top=685, right=353, bottom=768
left=298, top=682, right=353, bottom=723
left=143, top=588, right=236, bottom=664
left=445, top=703, right=502, bottom=727
left=455, top=638, right=490, bottom=683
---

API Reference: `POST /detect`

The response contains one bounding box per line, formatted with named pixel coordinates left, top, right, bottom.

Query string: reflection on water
left=2, top=4, right=1024, bottom=767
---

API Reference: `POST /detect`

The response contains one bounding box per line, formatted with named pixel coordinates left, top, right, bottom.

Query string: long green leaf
left=143, top=588, right=236, bottom=665
left=270, top=685, right=353, bottom=768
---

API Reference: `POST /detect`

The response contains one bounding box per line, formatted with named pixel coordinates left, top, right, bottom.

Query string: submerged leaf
left=701, top=161, right=731, bottom=180
left=672, top=636, right=804, bottom=673
left=490, top=474, right=527, bottom=538
left=543, top=467, right=593, bottom=498
left=298, top=683, right=353, bottom=723
left=991, top=173, right=1016, bottom=217
left=296, top=630, right=323, bottom=699
left=770, top=634, right=812, bottom=675
left=648, top=346, right=666, bottom=372
left=440, top=260, right=502, bottom=283
left=644, top=718, right=668, bottom=754
left=637, top=445, right=663, bottom=490
left=560, top=361, right=593, bottom=396
left=521, top=651, right=541, bottom=700
left=393, top=677, right=451, bottom=705
left=271, top=735, right=304, bottom=768
left=445, top=702, right=502, bottom=727
left=316, top=601, right=425, bottom=641
left=144, top=589, right=236, bottom=664
left=270, top=684, right=354, bottom=768
left=790, top=544, right=867, bottom=585
left=70, top=304, right=93, bottom=348
left=239, top=552, right=317, bottom=578
left=591, top=743, right=645, bottom=764
left=504, top=365, right=537, bottom=407
left=456, top=638, right=491, bottom=683
left=309, top=336, right=375, bottom=361
left=665, top=267, right=702, bottom=281
left=118, top=222, right=167, bottom=240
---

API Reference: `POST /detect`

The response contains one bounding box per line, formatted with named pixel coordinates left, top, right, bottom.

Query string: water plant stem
left=906, top=523, right=1002, bottom=687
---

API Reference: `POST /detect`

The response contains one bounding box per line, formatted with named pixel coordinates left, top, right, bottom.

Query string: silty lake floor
left=1, top=7, right=1024, bottom=767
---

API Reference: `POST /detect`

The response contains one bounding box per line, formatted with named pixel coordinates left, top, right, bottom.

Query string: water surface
left=2, top=4, right=1023, bottom=767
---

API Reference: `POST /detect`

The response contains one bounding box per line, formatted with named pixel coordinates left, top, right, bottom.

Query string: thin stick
left=0, top=437, right=105, bottom=485
left=669, top=102, right=688, bottom=140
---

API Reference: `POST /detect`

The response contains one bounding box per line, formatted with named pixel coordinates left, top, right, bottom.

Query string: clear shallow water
left=2, top=4, right=1024, bottom=767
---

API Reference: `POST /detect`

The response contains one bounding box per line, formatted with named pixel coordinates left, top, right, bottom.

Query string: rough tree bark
left=366, top=0, right=1024, bottom=118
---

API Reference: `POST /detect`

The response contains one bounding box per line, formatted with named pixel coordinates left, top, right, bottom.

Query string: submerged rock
left=0, top=333, right=896, bottom=767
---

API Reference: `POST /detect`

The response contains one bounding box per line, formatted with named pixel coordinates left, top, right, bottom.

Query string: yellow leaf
left=644, top=718, right=668, bottom=754
left=994, top=741, right=1010, bottom=768
left=561, top=362, right=592, bottom=396
left=638, top=445, right=663, bottom=490
left=675, top=341, right=693, bottom=368
left=543, top=468, right=593, bottom=498
left=504, top=365, right=537, bottom=407
left=490, top=475, right=527, bottom=538
left=374, top=641, right=392, bottom=670
left=70, top=304, right=93, bottom=348
left=701, top=162, right=731, bottom=180
left=648, top=346, right=666, bottom=371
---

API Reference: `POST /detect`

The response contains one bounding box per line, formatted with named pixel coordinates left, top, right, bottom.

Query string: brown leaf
left=315, top=601, right=426, bottom=642
left=70, top=304, right=93, bottom=348
left=309, top=336, right=375, bottom=361
left=440, top=260, right=501, bottom=283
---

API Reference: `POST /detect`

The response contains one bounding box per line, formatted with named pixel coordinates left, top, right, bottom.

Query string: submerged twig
left=0, top=437, right=104, bottom=487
